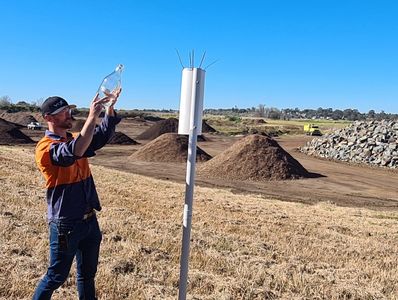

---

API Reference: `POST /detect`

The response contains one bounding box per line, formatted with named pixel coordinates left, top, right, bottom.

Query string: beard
left=57, top=118, right=73, bottom=129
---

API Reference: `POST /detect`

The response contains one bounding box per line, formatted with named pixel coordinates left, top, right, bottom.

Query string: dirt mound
left=197, top=135, right=207, bottom=142
left=0, top=118, right=35, bottom=145
left=0, top=111, right=42, bottom=126
left=17, top=115, right=37, bottom=126
left=130, top=133, right=212, bottom=162
left=143, top=115, right=165, bottom=122
left=0, top=117, right=23, bottom=128
left=199, top=134, right=310, bottom=181
left=177, top=134, right=207, bottom=142
left=0, top=118, right=17, bottom=128
left=108, top=132, right=139, bottom=145
left=137, top=118, right=179, bottom=140
left=255, top=118, right=266, bottom=124
left=131, top=116, right=147, bottom=123
left=243, top=118, right=267, bottom=125
left=137, top=118, right=210, bottom=140
left=202, top=120, right=217, bottom=133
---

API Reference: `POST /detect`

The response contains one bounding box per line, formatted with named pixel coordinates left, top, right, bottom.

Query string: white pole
left=178, top=68, right=202, bottom=300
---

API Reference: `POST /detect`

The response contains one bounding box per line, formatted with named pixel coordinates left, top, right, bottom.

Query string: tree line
left=0, top=96, right=43, bottom=113
left=1, top=95, right=397, bottom=121
left=204, top=106, right=398, bottom=121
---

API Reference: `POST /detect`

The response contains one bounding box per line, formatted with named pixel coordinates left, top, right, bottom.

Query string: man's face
left=46, top=107, right=73, bottom=129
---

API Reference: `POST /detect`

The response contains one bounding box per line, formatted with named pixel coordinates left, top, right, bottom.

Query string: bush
left=227, top=115, right=241, bottom=123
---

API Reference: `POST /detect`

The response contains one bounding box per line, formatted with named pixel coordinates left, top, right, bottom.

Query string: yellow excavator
left=303, top=123, right=322, bottom=136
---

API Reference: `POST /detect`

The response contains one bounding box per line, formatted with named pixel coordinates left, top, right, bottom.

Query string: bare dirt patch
left=89, top=133, right=398, bottom=211
left=20, top=120, right=398, bottom=210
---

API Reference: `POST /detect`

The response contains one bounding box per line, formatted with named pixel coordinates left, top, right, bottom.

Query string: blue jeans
left=32, top=215, right=102, bottom=300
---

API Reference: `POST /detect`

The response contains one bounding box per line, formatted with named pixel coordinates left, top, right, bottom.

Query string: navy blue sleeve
left=49, top=140, right=78, bottom=167
left=85, top=113, right=121, bottom=153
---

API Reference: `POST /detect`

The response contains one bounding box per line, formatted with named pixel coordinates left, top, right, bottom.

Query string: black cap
left=41, top=96, right=76, bottom=116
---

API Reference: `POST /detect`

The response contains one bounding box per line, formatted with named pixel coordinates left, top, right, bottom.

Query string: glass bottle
left=97, top=64, right=124, bottom=107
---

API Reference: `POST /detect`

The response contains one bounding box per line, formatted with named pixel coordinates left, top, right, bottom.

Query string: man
left=33, top=91, right=121, bottom=300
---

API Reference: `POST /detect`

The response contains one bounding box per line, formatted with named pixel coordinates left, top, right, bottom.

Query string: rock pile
left=300, top=120, right=398, bottom=168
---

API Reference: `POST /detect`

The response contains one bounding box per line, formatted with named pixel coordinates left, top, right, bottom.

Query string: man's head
left=41, top=96, right=76, bottom=130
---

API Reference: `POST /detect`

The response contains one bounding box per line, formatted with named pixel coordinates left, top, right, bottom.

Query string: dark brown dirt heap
left=0, top=111, right=41, bottom=126
left=175, top=134, right=207, bottom=142
left=199, top=134, right=309, bottom=181
left=137, top=118, right=211, bottom=140
left=108, top=132, right=139, bottom=145
left=202, top=120, right=217, bottom=133
left=17, top=115, right=37, bottom=126
left=0, top=118, right=35, bottom=145
left=143, top=115, right=165, bottom=122
left=137, top=118, right=179, bottom=140
left=130, top=133, right=212, bottom=163
left=254, top=118, right=266, bottom=124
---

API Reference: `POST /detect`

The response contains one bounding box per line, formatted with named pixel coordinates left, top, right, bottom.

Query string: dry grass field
left=201, top=116, right=351, bottom=136
left=1, top=145, right=398, bottom=299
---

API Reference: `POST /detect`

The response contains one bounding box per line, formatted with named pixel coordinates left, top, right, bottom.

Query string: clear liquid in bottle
left=97, top=64, right=124, bottom=107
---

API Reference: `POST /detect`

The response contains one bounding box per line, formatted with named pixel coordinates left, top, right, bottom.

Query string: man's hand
left=89, top=93, right=109, bottom=119
left=104, top=88, right=122, bottom=116
left=74, top=93, right=108, bottom=157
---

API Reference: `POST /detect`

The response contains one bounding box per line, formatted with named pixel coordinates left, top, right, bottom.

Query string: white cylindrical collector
left=178, top=68, right=205, bottom=135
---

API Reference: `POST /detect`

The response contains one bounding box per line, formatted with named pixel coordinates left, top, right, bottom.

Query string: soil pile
left=70, top=119, right=139, bottom=146
left=202, top=120, right=217, bottom=133
left=17, top=115, right=37, bottom=126
left=131, top=116, right=147, bottom=123
left=130, top=133, right=212, bottom=162
left=255, top=118, right=266, bottom=124
left=0, top=117, right=23, bottom=128
left=144, top=115, right=165, bottom=122
left=300, top=120, right=398, bottom=168
left=0, top=118, right=35, bottom=144
left=199, top=134, right=309, bottom=181
left=137, top=118, right=179, bottom=140
left=137, top=118, right=211, bottom=140
left=108, top=132, right=139, bottom=145
left=242, top=118, right=267, bottom=125
left=0, top=111, right=42, bottom=126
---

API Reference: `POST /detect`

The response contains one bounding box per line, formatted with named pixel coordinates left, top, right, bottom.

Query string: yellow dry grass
left=203, top=116, right=351, bottom=136
left=1, top=145, right=398, bottom=299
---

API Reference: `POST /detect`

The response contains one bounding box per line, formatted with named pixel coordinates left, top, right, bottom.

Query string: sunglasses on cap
left=48, top=106, right=72, bottom=116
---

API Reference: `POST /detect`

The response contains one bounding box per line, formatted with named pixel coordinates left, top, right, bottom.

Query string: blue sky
left=1, top=1, right=397, bottom=112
